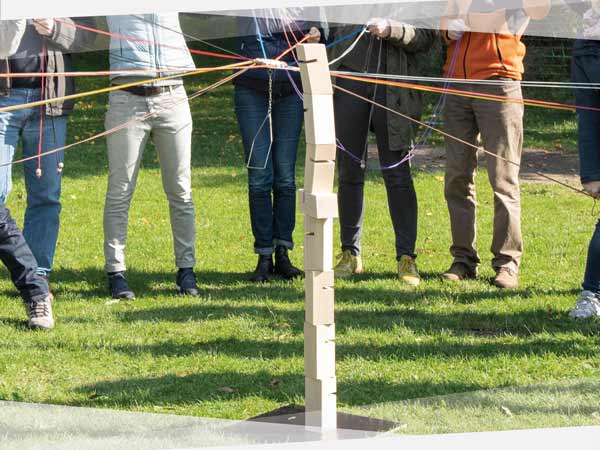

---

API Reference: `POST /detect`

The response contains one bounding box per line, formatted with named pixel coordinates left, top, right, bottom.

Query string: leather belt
left=113, top=85, right=173, bottom=97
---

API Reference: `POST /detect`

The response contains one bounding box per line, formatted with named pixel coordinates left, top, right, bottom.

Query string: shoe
left=176, top=268, right=200, bottom=296
left=334, top=250, right=363, bottom=279
left=274, top=246, right=303, bottom=280
left=108, top=272, right=135, bottom=300
left=569, top=291, right=600, bottom=319
left=24, top=296, right=55, bottom=330
left=398, top=255, right=421, bottom=286
left=493, top=267, right=519, bottom=289
left=250, top=255, right=274, bottom=283
left=441, top=262, right=477, bottom=282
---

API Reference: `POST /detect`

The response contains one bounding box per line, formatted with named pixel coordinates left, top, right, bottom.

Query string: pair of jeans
left=234, top=85, right=303, bottom=256
left=572, top=46, right=600, bottom=293
left=0, top=204, right=48, bottom=302
left=0, top=88, right=66, bottom=277
left=334, top=76, right=418, bottom=260
left=104, top=86, right=196, bottom=273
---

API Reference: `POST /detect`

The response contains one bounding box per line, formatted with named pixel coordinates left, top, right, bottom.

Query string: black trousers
left=0, top=205, right=48, bottom=303
left=334, top=76, right=418, bottom=260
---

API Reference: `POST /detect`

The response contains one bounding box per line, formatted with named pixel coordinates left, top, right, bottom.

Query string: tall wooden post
left=297, top=44, right=338, bottom=431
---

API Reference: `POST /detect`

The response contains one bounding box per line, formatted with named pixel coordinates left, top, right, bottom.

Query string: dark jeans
left=334, top=76, right=418, bottom=260
left=234, top=85, right=304, bottom=255
left=0, top=205, right=48, bottom=303
left=573, top=45, right=600, bottom=293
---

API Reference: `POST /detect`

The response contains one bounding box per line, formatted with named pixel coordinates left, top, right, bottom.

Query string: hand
left=584, top=181, right=600, bottom=199
left=306, top=26, right=321, bottom=44
left=33, top=18, right=55, bottom=37
left=367, top=18, right=391, bottom=39
left=447, top=18, right=470, bottom=40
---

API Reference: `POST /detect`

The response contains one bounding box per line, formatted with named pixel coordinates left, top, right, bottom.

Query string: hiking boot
left=176, top=268, right=200, bottom=296
left=334, top=250, right=363, bottom=279
left=569, top=291, right=600, bottom=319
left=250, top=255, right=274, bottom=283
left=398, top=255, right=421, bottom=286
left=24, top=296, right=55, bottom=330
left=274, top=246, right=303, bottom=280
left=108, top=272, right=135, bottom=300
left=441, top=262, right=477, bottom=282
left=493, top=267, right=519, bottom=289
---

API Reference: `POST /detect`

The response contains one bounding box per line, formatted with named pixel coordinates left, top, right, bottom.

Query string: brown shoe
left=441, top=262, right=477, bottom=282
left=493, top=267, right=519, bottom=289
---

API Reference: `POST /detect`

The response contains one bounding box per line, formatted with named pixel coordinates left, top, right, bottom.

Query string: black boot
left=250, top=255, right=274, bottom=283
left=274, top=246, right=303, bottom=280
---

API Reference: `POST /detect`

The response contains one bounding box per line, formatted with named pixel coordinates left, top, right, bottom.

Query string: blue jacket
left=107, top=14, right=195, bottom=78
left=235, top=12, right=321, bottom=92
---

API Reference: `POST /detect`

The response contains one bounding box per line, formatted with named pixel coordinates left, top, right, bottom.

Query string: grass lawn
left=0, top=53, right=598, bottom=435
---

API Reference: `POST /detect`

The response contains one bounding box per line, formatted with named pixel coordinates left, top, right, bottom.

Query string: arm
left=0, top=20, right=26, bottom=57
left=44, top=17, right=97, bottom=53
left=523, top=0, right=552, bottom=20
left=388, top=21, right=437, bottom=53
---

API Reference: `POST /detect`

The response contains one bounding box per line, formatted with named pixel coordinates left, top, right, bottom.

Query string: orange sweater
left=443, top=31, right=527, bottom=80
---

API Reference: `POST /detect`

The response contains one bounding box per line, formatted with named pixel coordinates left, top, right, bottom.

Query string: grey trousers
left=444, top=80, right=524, bottom=272
left=103, top=86, right=196, bottom=273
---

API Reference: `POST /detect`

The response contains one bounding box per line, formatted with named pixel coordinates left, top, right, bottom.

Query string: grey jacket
left=0, top=17, right=97, bottom=116
left=0, top=20, right=26, bottom=58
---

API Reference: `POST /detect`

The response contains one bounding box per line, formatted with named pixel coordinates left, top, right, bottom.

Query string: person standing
left=0, top=19, right=54, bottom=330
left=440, top=0, right=550, bottom=289
left=569, top=1, right=600, bottom=318
left=330, top=18, right=436, bottom=285
left=0, top=17, right=96, bottom=292
left=234, top=11, right=321, bottom=282
left=103, top=14, right=199, bottom=299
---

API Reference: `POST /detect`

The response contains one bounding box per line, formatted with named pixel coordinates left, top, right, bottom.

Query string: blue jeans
left=584, top=222, right=600, bottom=294
left=0, top=204, right=48, bottom=303
left=234, top=85, right=303, bottom=255
left=0, top=88, right=66, bottom=276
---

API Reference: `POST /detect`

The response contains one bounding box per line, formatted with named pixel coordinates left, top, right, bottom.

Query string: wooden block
left=304, top=157, right=336, bottom=194
left=297, top=44, right=334, bottom=96
left=304, top=322, right=336, bottom=380
left=300, top=193, right=338, bottom=220
left=305, top=271, right=335, bottom=325
left=304, top=216, right=334, bottom=271
left=307, top=144, right=337, bottom=162
left=304, top=94, right=336, bottom=145
left=305, top=376, right=337, bottom=429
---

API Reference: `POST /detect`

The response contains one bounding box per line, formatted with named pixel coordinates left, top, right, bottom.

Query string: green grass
left=0, top=53, right=598, bottom=435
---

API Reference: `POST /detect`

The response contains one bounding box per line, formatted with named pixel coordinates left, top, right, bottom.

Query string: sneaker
left=250, top=255, right=274, bottom=283
left=570, top=291, right=600, bottom=319
left=334, top=250, right=363, bottom=279
left=108, top=272, right=135, bottom=300
left=176, top=268, right=200, bottom=296
left=441, top=262, right=477, bottom=282
left=274, top=246, right=303, bottom=280
left=493, top=267, right=519, bottom=289
left=24, top=296, right=55, bottom=330
left=398, top=255, right=421, bottom=286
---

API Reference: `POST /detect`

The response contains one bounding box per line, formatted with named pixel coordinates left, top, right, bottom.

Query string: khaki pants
left=103, top=86, right=195, bottom=273
left=443, top=81, right=524, bottom=272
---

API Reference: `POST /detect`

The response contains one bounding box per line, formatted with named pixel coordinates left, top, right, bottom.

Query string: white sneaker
left=24, top=296, right=55, bottom=330
left=569, top=291, right=600, bottom=319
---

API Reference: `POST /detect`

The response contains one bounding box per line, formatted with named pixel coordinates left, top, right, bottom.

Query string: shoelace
left=28, top=301, right=50, bottom=318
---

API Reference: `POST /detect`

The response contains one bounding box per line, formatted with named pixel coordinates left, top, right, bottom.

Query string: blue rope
left=252, top=11, right=268, bottom=59
left=326, top=26, right=367, bottom=49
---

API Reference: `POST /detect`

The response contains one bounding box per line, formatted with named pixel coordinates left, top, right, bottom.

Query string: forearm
left=0, top=20, right=26, bottom=57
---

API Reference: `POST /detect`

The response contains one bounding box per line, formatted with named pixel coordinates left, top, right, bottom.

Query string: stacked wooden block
left=297, top=44, right=338, bottom=431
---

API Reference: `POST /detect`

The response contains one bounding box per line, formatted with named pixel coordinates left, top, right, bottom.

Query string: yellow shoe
left=398, top=255, right=421, bottom=286
left=334, top=250, right=363, bottom=279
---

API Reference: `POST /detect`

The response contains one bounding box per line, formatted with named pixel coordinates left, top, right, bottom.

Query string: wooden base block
left=297, top=44, right=334, bottom=96
left=305, top=376, right=337, bottom=429
left=307, top=144, right=337, bottom=162
left=304, top=216, right=334, bottom=271
left=304, top=157, right=336, bottom=194
left=304, top=94, right=336, bottom=145
left=304, top=322, right=336, bottom=380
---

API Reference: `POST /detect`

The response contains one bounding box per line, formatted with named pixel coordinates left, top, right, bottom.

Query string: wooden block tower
left=297, top=43, right=338, bottom=431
